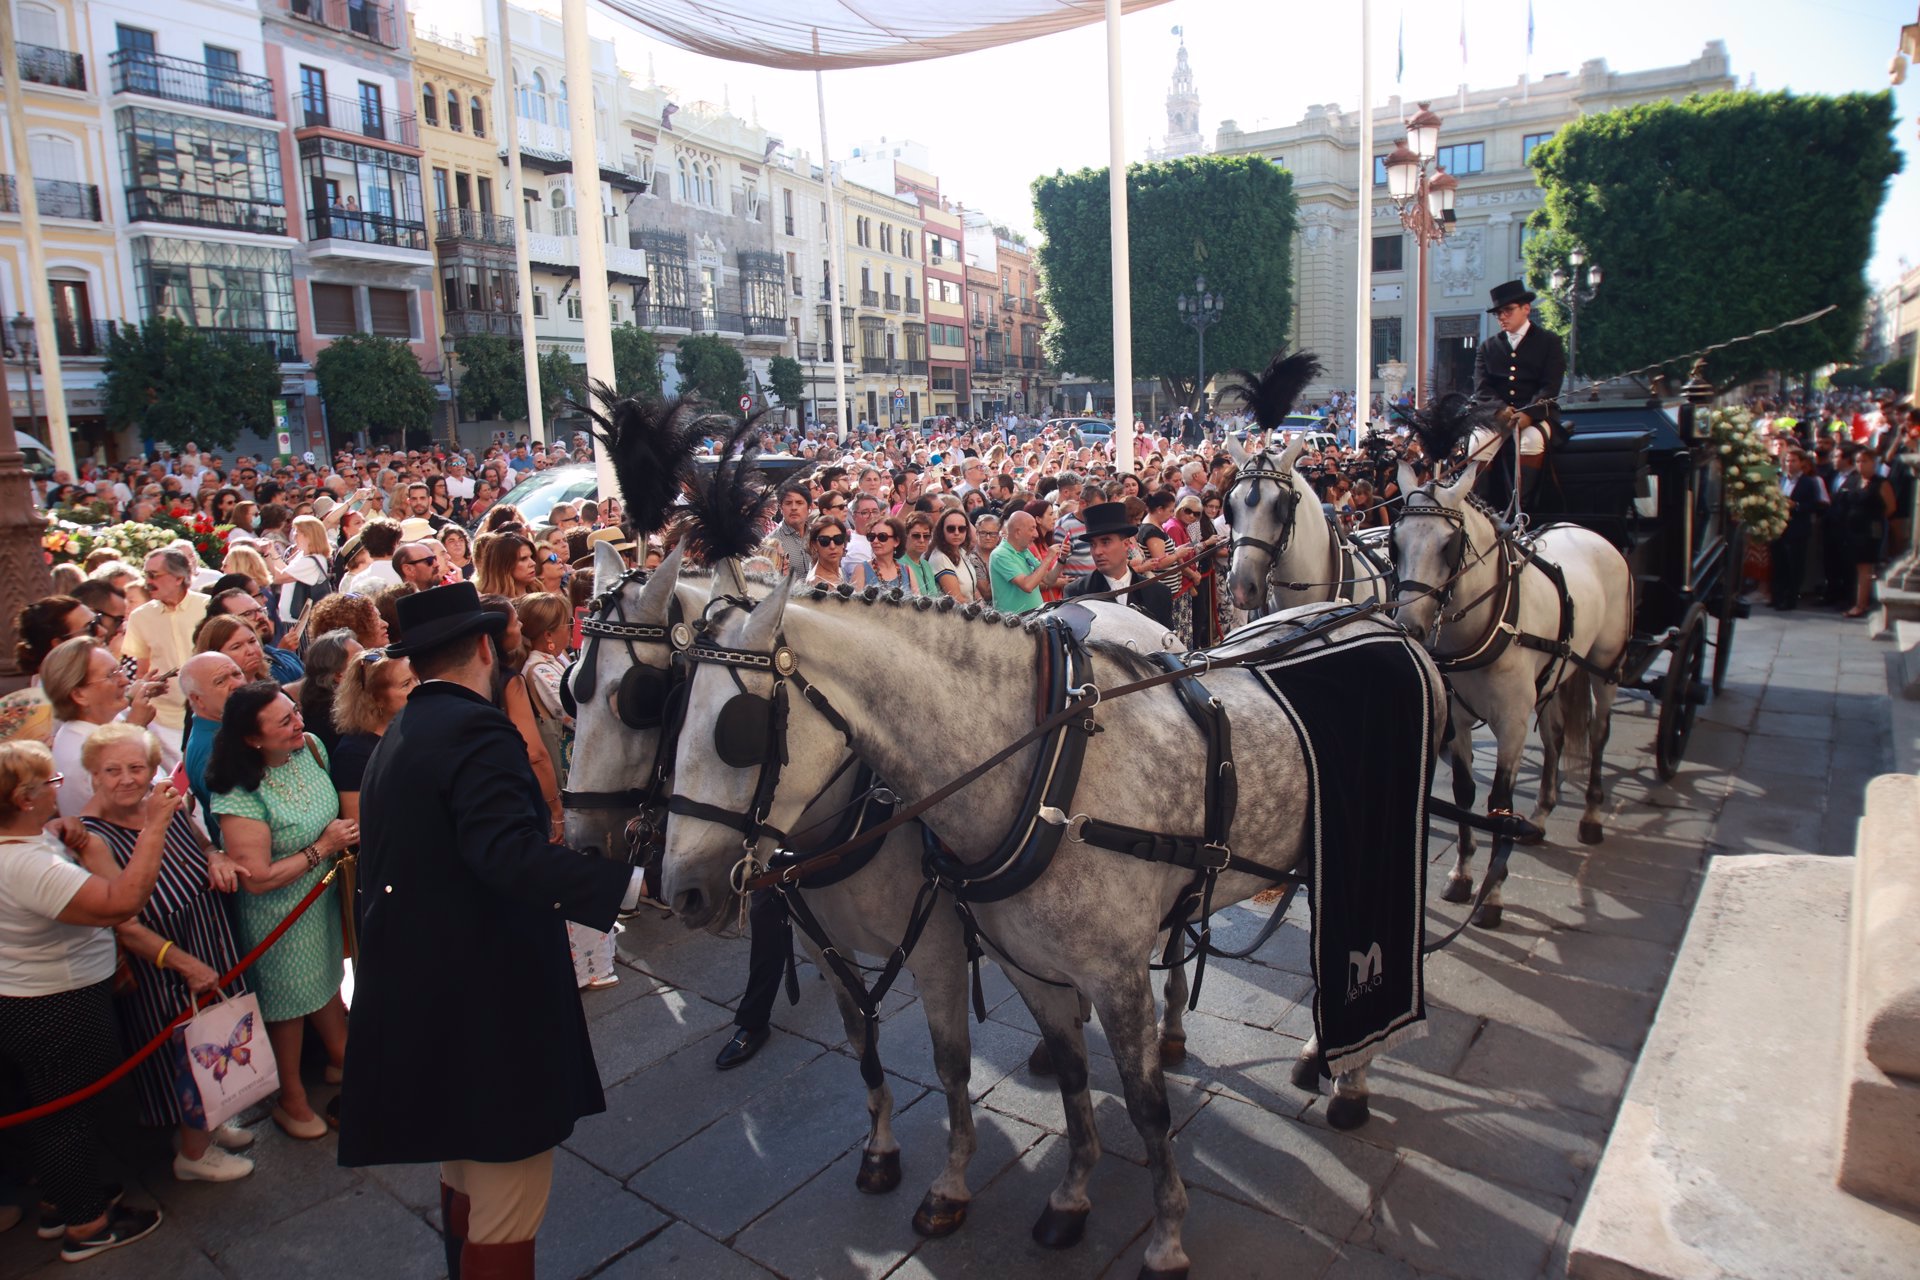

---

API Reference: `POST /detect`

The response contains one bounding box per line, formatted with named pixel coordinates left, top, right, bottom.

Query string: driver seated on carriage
left=1465, top=279, right=1567, bottom=513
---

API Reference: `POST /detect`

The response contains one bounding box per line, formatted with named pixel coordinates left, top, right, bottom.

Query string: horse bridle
left=558, top=571, right=690, bottom=820
left=1390, top=496, right=1471, bottom=611
left=1225, top=453, right=1302, bottom=567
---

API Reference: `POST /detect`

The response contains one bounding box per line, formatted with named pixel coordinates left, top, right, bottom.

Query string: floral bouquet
left=1707, top=406, right=1790, bottom=545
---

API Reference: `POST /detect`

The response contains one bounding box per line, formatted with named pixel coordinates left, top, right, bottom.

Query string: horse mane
left=676, top=410, right=778, bottom=565
left=1219, top=351, right=1322, bottom=431
left=1398, top=391, right=1497, bottom=466
left=579, top=384, right=702, bottom=537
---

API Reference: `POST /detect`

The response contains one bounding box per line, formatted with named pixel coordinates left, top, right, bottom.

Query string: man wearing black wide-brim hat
left=1470, top=279, right=1567, bottom=511
left=338, top=582, right=645, bottom=1279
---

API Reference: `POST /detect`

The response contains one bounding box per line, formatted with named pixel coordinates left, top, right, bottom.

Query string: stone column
left=0, top=374, right=53, bottom=695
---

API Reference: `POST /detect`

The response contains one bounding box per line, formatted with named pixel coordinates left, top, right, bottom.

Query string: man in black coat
left=1771, top=447, right=1828, bottom=610
left=1065, top=502, right=1176, bottom=629
left=340, top=583, right=643, bottom=1279
left=1471, top=279, right=1566, bottom=511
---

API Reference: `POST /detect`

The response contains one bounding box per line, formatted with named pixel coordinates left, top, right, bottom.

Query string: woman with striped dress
left=77, top=723, right=255, bottom=1183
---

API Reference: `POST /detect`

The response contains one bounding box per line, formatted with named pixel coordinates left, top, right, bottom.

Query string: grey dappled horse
left=1222, top=432, right=1391, bottom=613
left=1390, top=460, right=1635, bottom=925
left=657, top=578, right=1447, bottom=1279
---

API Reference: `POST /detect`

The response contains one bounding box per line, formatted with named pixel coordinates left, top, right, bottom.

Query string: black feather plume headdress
left=577, top=382, right=701, bottom=538
left=675, top=408, right=778, bottom=566
left=1397, top=390, right=1500, bottom=467
left=1219, top=351, right=1323, bottom=432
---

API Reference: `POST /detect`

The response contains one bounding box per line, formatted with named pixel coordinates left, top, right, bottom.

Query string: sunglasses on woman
left=814, top=533, right=848, bottom=546
left=941, top=523, right=967, bottom=535
left=869, top=532, right=895, bottom=544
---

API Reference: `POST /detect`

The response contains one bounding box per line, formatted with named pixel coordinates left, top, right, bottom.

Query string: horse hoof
left=1518, top=823, right=1547, bottom=847
left=1030, top=1203, right=1090, bottom=1250
left=1579, top=819, right=1605, bottom=846
left=1326, top=1093, right=1371, bottom=1130
left=855, top=1149, right=901, bottom=1195
left=1289, top=1054, right=1322, bottom=1092
left=911, top=1193, right=969, bottom=1238
left=1159, top=1036, right=1187, bottom=1068
left=1440, top=876, right=1473, bottom=904
left=1138, top=1267, right=1190, bottom=1280
left=1026, top=1041, right=1056, bottom=1077
left=1472, top=903, right=1504, bottom=930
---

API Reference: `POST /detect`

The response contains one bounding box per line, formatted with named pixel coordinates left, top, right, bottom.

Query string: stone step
left=1874, top=584, right=1920, bottom=639
left=1897, top=621, right=1920, bottom=698
left=1568, top=854, right=1920, bottom=1280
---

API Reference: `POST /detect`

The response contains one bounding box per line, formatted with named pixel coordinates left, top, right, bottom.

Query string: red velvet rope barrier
left=0, top=860, right=348, bottom=1131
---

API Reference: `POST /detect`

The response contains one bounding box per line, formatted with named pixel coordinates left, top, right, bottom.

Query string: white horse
left=1389, top=459, right=1635, bottom=925
left=1222, top=431, right=1392, bottom=612
left=657, top=578, right=1447, bottom=1279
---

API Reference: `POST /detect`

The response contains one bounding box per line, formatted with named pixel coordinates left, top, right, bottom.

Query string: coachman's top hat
left=1486, top=280, right=1538, bottom=313
left=1080, top=502, right=1137, bottom=541
left=386, top=581, right=508, bottom=658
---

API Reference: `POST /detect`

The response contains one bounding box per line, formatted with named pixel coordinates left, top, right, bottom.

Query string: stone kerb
left=1838, top=772, right=1920, bottom=1209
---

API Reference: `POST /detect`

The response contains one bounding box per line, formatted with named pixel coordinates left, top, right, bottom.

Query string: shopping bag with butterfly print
left=169, top=989, right=279, bottom=1131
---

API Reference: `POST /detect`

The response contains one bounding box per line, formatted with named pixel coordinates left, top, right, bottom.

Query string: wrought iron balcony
left=296, top=91, right=418, bottom=147
left=905, top=297, right=921, bottom=315
left=744, top=315, right=787, bottom=338
left=883, top=293, right=901, bottom=311
left=971, top=312, right=986, bottom=327
left=434, top=208, right=515, bottom=247
left=128, top=188, right=286, bottom=235
left=1018, top=355, right=1038, bottom=370
left=109, top=50, right=275, bottom=119
left=1020, top=298, right=1033, bottom=314
left=1001, top=295, right=1015, bottom=310
left=646, top=304, right=691, bottom=330
left=797, top=342, right=854, bottom=363
left=0, top=176, right=102, bottom=221
left=973, top=356, right=1004, bottom=374
left=210, top=328, right=303, bottom=363
left=861, top=356, right=889, bottom=374
left=49, top=319, right=121, bottom=358
left=17, top=43, right=85, bottom=91
left=285, top=0, right=400, bottom=50
left=904, top=359, right=929, bottom=376
left=860, top=289, right=880, bottom=308
left=686, top=309, right=745, bottom=334
left=444, top=311, right=520, bottom=338
left=306, top=208, right=428, bottom=251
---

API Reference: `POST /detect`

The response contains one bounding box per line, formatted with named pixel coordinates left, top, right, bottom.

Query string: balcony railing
left=444, top=310, right=519, bottom=338
left=744, top=315, right=786, bottom=338
left=797, top=342, right=854, bottom=363
left=0, top=176, right=102, bottom=221
left=860, top=289, right=880, bottom=308
left=861, top=356, right=888, bottom=374
left=435, top=208, right=515, bottom=247
left=109, top=50, right=275, bottom=119
left=17, top=43, right=85, bottom=91
left=687, top=309, right=745, bottom=334
left=1018, top=355, right=1038, bottom=370
left=1020, top=298, right=1033, bottom=314
left=128, top=188, right=286, bottom=235
left=306, top=208, right=429, bottom=251
left=905, top=297, right=921, bottom=315
left=208, top=327, right=303, bottom=363
left=971, top=313, right=986, bottom=327
left=1001, top=296, right=1015, bottom=310
left=286, top=0, right=400, bottom=50
left=973, top=357, right=1003, bottom=374
left=35, top=319, right=122, bottom=358
left=297, top=91, right=418, bottom=147
left=646, top=304, right=691, bottom=330
left=904, top=359, right=928, bottom=376
left=883, top=292, right=901, bottom=311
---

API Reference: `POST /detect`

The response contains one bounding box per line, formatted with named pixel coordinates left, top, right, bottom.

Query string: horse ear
left=592, top=540, right=627, bottom=599
left=1278, top=435, right=1308, bottom=470
left=738, top=566, right=796, bottom=652
left=634, top=543, right=683, bottom=623
left=1397, top=460, right=1420, bottom=498
left=1222, top=432, right=1249, bottom=467
left=1441, top=461, right=1479, bottom=506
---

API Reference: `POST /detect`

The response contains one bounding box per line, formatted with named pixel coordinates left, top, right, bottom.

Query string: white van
left=14, top=431, right=56, bottom=475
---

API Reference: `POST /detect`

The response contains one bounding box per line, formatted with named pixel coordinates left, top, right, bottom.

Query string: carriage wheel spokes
left=1655, top=607, right=1708, bottom=780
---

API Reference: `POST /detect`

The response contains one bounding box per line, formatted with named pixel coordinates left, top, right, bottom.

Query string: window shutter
left=311, top=283, right=355, bottom=334
left=367, top=288, right=410, bottom=337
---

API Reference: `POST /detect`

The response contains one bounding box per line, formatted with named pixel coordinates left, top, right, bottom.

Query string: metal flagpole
left=814, top=31, right=850, bottom=444
left=0, top=15, right=73, bottom=475
left=493, top=0, right=546, bottom=445
left=560, top=0, right=617, bottom=498
left=1355, top=0, right=1374, bottom=441
left=1106, top=0, right=1134, bottom=475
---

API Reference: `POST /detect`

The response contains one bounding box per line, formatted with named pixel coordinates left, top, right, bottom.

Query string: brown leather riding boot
left=439, top=1183, right=472, bottom=1280
left=459, top=1238, right=537, bottom=1279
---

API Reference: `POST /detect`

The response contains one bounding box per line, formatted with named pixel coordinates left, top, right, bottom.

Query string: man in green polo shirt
left=989, top=510, right=1060, bottom=613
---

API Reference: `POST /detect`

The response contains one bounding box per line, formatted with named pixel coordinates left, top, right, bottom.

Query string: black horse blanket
left=1254, top=628, right=1436, bottom=1074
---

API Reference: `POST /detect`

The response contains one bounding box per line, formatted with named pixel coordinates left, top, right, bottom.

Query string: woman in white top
left=43, top=638, right=159, bottom=818
left=279, top=516, right=334, bottom=621
left=0, top=740, right=179, bottom=1260
left=930, top=508, right=981, bottom=604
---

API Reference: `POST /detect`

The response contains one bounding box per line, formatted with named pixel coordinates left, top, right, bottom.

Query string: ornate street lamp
left=1384, top=103, right=1457, bottom=406
left=8, top=313, right=39, bottom=440
left=1549, top=246, right=1602, bottom=389
left=1176, top=275, right=1223, bottom=412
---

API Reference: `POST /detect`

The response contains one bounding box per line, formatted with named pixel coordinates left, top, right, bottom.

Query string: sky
left=409, top=0, right=1920, bottom=288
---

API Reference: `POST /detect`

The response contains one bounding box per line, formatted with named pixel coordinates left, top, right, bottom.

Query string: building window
left=565, top=295, right=582, bottom=321
left=1522, top=132, right=1554, bottom=165
left=782, top=188, right=794, bottom=235
left=531, top=289, right=547, bottom=318
left=1371, top=235, right=1404, bottom=272
left=880, top=224, right=892, bottom=254
left=421, top=84, right=438, bottom=126
left=1371, top=316, right=1402, bottom=364
left=903, top=231, right=915, bottom=260
left=1435, top=141, right=1483, bottom=175
left=432, top=167, right=449, bottom=214
left=367, top=287, right=410, bottom=337
left=298, top=135, right=427, bottom=248
left=121, top=107, right=287, bottom=232
left=454, top=171, right=471, bottom=210
left=706, top=164, right=717, bottom=206
left=676, top=157, right=687, bottom=201
left=1373, top=154, right=1387, bottom=186
left=609, top=297, right=621, bottom=323
left=447, top=91, right=461, bottom=132
left=470, top=97, right=484, bottom=138
left=299, top=66, right=327, bottom=126
left=525, top=70, right=547, bottom=123
left=311, top=282, right=356, bottom=334
left=357, top=82, right=384, bottom=139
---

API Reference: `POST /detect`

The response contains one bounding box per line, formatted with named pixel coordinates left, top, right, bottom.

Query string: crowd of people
left=0, top=376, right=1911, bottom=1263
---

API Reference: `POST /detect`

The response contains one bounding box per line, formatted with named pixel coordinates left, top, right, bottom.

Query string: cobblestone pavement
left=0, top=608, right=1887, bottom=1280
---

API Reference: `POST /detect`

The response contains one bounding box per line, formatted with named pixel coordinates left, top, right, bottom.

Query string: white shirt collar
left=1506, top=320, right=1530, bottom=348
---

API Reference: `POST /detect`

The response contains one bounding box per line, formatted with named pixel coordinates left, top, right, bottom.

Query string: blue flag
left=1527, top=0, right=1535, bottom=56
left=1397, top=13, right=1404, bottom=84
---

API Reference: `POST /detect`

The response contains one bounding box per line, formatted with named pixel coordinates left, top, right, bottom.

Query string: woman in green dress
left=207, top=681, right=359, bottom=1140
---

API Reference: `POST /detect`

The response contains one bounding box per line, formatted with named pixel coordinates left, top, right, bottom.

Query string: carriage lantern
left=1678, top=358, right=1717, bottom=443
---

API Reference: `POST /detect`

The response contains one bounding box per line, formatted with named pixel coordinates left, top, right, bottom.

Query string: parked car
left=15, top=430, right=55, bottom=476
left=1046, top=417, right=1115, bottom=446
left=492, top=454, right=814, bottom=529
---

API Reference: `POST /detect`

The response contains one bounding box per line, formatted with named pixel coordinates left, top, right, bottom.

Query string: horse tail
left=1559, top=669, right=1595, bottom=768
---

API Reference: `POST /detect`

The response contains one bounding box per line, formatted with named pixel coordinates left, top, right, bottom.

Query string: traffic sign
left=738, top=394, right=753, bottom=414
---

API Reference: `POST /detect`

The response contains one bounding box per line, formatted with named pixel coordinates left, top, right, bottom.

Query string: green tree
left=538, top=349, right=584, bottom=417
left=1032, top=155, right=1297, bottom=407
left=101, top=317, right=278, bottom=450
left=314, top=333, right=436, bottom=440
left=1524, top=90, right=1901, bottom=386
left=673, top=333, right=748, bottom=406
left=452, top=332, right=527, bottom=421
left=611, top=323, right=664, bottom=401
left=768, top=354, right=805, bottom=408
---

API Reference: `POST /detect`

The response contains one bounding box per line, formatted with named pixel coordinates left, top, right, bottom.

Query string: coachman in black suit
left=1064, top=502, right=1177, bottom=629
left=1472, top=280, right=1567, bottom=512
left=340, top=583, right=641, bottom=1280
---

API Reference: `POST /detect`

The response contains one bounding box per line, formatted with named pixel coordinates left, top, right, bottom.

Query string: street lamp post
left=1549, top=248, right=1602, bottom=390
left=1176, top=275, right=1222, bottom=412
left=443, top=331, right=462, bottom=444
left=9, top=313, right=39, bottom=441
left=1384, top=104, right=1459, bottom=407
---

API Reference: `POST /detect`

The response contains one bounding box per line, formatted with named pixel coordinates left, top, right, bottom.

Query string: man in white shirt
left=124, top=549, right=209, bottom=765
left=444, top=456, right=476, bottom=501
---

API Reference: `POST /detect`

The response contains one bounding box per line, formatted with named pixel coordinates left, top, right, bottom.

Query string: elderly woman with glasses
left=805, top=513, right=850, bottom=586
left=0, top=740, right=179, bottom=1259
left=42, top=637, right=161, bottom=817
